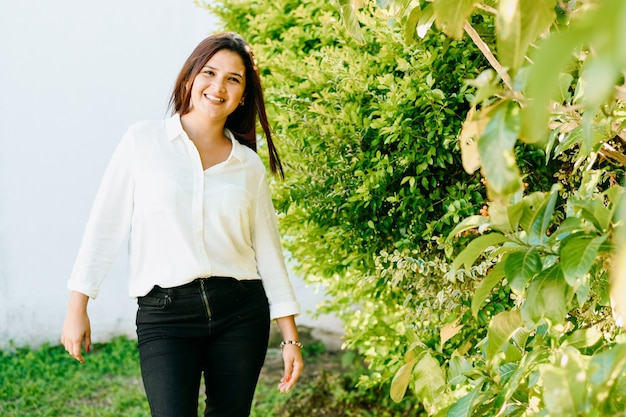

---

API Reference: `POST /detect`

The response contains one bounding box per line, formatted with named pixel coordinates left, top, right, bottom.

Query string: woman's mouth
left=205, top=94, right=225, bottom=103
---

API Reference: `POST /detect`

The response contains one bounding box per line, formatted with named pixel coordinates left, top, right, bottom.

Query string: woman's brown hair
left=169, top=33, right=283, bottom=178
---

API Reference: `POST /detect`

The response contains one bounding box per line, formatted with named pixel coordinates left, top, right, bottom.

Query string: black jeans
left=136, top=277, right=270, bottom=417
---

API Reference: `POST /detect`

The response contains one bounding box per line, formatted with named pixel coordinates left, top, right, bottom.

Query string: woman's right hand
left=61, top=291, right=91, bottom=363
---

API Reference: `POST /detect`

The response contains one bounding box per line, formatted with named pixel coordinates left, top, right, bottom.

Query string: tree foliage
left=203, top=0, right=626, bottom=415
left=335, top=0, right=626, bottom=415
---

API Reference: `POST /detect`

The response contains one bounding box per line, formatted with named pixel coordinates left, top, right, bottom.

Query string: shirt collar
left=165, top=113, right=185, bottom=141
left=166, top=114, right=248, bottom=163
left=224, top=128, right=248, bottom=163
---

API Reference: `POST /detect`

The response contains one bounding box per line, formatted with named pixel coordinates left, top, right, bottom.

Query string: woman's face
left=187, top=49, right=246, bottom=123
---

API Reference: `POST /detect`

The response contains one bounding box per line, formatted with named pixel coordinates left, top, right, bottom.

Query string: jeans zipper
left=199, top=279, right=212, bottom=319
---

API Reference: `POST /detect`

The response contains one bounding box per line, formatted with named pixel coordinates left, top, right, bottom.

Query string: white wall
left=0, top=0, right=217, bottom=348
left=0, top=1, right=344, bottom=350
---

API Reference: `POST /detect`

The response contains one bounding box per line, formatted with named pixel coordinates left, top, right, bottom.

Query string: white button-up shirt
left=68, top=114, right=300, bottom=319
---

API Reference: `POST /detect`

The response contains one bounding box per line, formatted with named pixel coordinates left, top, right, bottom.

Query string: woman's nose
left=212, top=78, right=227, bottom=92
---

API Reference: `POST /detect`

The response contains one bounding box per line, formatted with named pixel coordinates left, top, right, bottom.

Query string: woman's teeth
left=206, top=94, right=225, bottom=103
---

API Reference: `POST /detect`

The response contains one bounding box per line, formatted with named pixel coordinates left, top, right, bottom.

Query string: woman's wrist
left=67, top=291, right=89, bottom=313
left=275, top=315, right=300, bottom=342
left=280, top=340, right=303, bottom=350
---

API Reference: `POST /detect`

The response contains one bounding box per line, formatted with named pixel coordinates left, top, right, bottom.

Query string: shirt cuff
left=67, top=281, right=100, bottom=299
left=269, top=301, right=301, bottom=320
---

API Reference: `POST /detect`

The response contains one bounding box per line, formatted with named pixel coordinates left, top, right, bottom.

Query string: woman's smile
left=205, top=93, right=225, bottom=103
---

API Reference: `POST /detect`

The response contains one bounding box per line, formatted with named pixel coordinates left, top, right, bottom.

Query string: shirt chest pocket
left=135, top=170, right=178, bottom=213
left=205, top=183, right=253, bottom=222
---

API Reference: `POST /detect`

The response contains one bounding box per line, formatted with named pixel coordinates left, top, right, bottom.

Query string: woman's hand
left=278, top=343, right=304, bottom=393
left=61, top=291, right=91, bottom=363
left=275, top=315, right=304, bottom=393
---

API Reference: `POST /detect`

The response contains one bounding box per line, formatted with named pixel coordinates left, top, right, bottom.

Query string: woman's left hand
left=278, top=344, right=304, bottom=393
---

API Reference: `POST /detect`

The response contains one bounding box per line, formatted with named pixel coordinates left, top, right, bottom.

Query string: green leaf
left=610, top=186, right=626, bottom=329
left=495, top=349, right=547, bottom=409
left=542, top=348, right=586, bottom=416
left=488, top=199, right=524, bottom=234
left=511, top=326, right=530, bottom=351
left=537, top=184, right=560, bottom=240
left=447, top=384, right=481, bottom=417
left=448, top=355, right=472, bottom=385
left=337, top=0, right=365, bottom=43
left=496, top=0, right=555, bottom=74
left=522, top=0, right=626, bottom=144
left=552, top=126, right=583, bottom=156
left=504, top=249, right=542, bottom=294
left=546, top=217, right=586, bottom=244
left=588, top=343, right=626, bottom=415
left=390, top=357, right=418, bottom=403
left=521, top=265, right=572, bottom=327
left=416, top=3, right=435, bottom=39
left=519, top=185, right=560, bottom=244
left=560, top=233, right=607, bottom=288
left=503, top=342, right=522, bottom=363
left=403, top=3, right=436, bottom=42
left=574, top=274, right=591, bottom=305
left=491, top=243, right=527, bottom=259
left=574, top=199, right=613, bottom=233
left=433, top=0, right=480, bottom=39
left=558, top=73, right=575, bottom=102
left=518, top=191, right=548, bottom=232
left=404, top=6, right=421, bottom=43
left=522, top=41, right=579, bottom=144
left=499, top=362, right=517, bottom=386
left=486, top=310, right=523, bottom=360
left=562, top=327, right=603, bottom=349
left=589, top=343, right=626, bottom=386
left=478, top=100, right=523, bottom=199
left=446, top=215, right=490, bottom=243
left=452, top=233, right=508, bottom=273
left=413, top=352, right=445, bottom=410
left=472, top=262, right=506, bottom=317
left=579, top=51, right=621, bottom=113
left=604, top=185, right=626, bottom=217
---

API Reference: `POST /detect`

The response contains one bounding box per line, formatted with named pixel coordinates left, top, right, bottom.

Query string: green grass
left=0, top=336, right=316, bottom=416
left=0, top=337, right=148, bottom=416
left=0, top=336, right=420, bottom=416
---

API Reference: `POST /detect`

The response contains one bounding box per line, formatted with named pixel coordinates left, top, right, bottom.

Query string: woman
left=61, top=32, right=303, bottom=417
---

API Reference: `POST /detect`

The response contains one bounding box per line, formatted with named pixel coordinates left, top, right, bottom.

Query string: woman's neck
left=180, top=112, right=227, bottom=146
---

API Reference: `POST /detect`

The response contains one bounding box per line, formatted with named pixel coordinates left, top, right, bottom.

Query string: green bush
left=206, top=0, right=491, bottom=390
left=205, top=0, right=626, bottom=415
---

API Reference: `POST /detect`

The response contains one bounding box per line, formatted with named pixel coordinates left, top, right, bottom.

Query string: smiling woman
left=61, top=32, right=303, bottom=417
